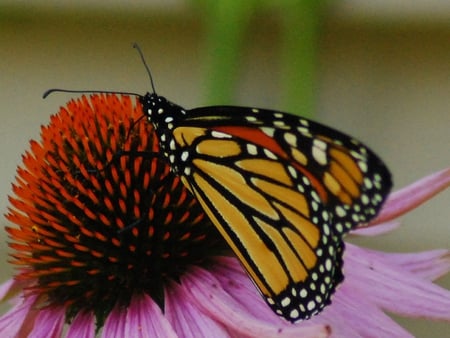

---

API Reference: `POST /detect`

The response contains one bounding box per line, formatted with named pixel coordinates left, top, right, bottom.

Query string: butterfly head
left=140, top=92, right=187, bottom=129
left=140, top=92, right=189, bottom=174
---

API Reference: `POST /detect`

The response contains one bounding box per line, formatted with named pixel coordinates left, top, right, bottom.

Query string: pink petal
left=374, top=168, right=450, bottom=224
left=165, top=280, right=232, bottom=338
left=182, top=264, right=331, bottom=338
left=210, top=257, right=308, bottom=325
left=351, top=220, right=401, bottom=236
left=396, top=250, right=450, bottom=280
left=0, top=294, right=38, bottom=337
left=28, top=306, right=65, bottom=338
left=101, top=303, right=126, bottom=337
left=353, top=248, right=450, bottom=281
left=345, top=244, right=450, bottom=319
left=0, top=279, right=16, bottom=301
left=0, top=278, right=28, bottom=302
left=318, top=287, right=415, bottom=338
left=102, top=293, right=177, bottom=338
left=127, top=294, right=178, bottom=337
left=66, top=311, right=95, bottom=338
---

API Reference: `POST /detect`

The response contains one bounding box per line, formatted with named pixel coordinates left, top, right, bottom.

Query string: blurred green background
left=0, top=1, right=449, bottom=336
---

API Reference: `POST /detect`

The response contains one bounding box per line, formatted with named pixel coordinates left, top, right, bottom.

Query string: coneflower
left=1, top=94, right=449, bottom=337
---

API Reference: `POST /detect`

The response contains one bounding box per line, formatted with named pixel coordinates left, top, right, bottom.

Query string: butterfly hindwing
left=176, top=128, right=344, bottom=320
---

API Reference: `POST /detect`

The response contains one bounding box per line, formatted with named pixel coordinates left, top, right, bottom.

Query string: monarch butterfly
left=45, top=45, right=392, bottom=322
left=140, top=92, right=392, bottom=322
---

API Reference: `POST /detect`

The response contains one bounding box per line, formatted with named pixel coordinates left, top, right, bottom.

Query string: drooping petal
left=345, top=244, right=450, bottom=319
left=347, top=247, right=450, bottom=281
left=390, top=249, right=450, bottom=281
left=374, top=168, right=450, bottom=224
left=182, top=263, right=331, bottom=338
left=314, top=289, right=415, bottom=338
left=351, top=220, right=401, bottom=236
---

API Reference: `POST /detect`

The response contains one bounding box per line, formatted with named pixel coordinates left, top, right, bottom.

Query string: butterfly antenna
left=43, top=88, right=141, bottom=99
left=133, top=43, right=157, bottom=94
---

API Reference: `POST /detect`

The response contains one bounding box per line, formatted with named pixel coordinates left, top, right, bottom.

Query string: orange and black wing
left=164, top=106, right=391, bottom=321
left=140, top=92, right=392, bottom=322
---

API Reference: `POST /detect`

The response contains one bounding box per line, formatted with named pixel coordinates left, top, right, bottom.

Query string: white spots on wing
left=274, top=112, right=283, bottom=118
left=247, top=144, right=258, bottom=155
left=311, top=191, right=320, bottom=203
left=358, top=161, right=368, bottom=173
left=169, top=139, right=176, bottom=150
left=290, top=309, right=299, bottom=319
left=302, top=176, right=310, bottom=186
left=264, top=149, right=277, bottom=160
left=287, top=165, right=297, bottom=179
left=364, top=178, right=373, bottom=189
left=350, top=150, right=364, bottom=161
left=211, top=130, right=232, bottom=138
left=335, top=206, right=346, bottom=217
left=297, top=126, right=311, bottom=137
left=324, top=258, right=332, bottom=272
left=312, top=139, right=328, bottom=166
left=261, top=127, right=275, bottom=137
left=281, top=297, right=291, bottom=307
left=273, top=120, right=286, bottom=128
left=299, top=289, right=308, bottom=298
left=284, top=132, right=297, bottom=147
left=181, top=151, right=189, bottom=162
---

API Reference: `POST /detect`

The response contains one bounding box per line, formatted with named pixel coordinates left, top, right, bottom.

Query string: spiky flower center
left=6, top=94, right=227, bottom=327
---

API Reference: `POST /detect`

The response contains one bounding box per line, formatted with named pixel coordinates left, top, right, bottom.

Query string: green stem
left=279, top=1, right=323, bottom=117
left=201, top=1, right=255, bottom=104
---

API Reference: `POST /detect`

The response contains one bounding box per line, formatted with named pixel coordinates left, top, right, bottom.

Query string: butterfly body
left=140, top=92, right=392, bottom=322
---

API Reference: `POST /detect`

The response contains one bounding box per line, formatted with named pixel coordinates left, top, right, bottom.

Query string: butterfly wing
left=165, top=106, right=391, bottom=321
left=179, top=134, right=344, bottom=321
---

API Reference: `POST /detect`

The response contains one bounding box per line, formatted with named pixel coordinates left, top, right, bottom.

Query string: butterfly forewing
left=182, top=106, right=392, bottom=234
left=141, top=93, right=392, bottom=322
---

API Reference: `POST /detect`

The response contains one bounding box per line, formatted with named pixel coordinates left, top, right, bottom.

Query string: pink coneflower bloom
left=1, top=94, right=449, bottom=337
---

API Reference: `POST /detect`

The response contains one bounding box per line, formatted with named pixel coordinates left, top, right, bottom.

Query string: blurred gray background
left=0, top=1, right=449, bottom=336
